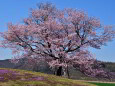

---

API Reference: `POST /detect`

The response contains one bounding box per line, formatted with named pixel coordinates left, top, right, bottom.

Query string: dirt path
left=76, top=80, right=115, bottom=83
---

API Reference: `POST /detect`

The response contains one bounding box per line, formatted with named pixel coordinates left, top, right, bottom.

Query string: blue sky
left=0, top=0, right=115, bottom=62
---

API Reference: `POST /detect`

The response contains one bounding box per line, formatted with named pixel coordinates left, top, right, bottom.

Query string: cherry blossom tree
left=0, top=3, right=115, bottom=78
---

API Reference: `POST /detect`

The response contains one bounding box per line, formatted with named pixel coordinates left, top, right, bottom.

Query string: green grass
left=0, top=68, right=96, bottom=86
left=89, top=82, right=115, bottom=86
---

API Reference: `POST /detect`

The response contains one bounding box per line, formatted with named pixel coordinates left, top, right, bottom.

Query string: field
left=0, top=68, right=114, bottom=86
left=89, top=82, right=115, bottom=86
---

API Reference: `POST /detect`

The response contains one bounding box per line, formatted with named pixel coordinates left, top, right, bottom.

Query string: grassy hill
left=0, top=59, right=115, bottom=81
left=0, top=68, right=97, bottom=86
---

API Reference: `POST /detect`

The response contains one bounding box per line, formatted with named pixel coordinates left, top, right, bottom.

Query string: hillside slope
left=0, top=68, right=96, bottom=86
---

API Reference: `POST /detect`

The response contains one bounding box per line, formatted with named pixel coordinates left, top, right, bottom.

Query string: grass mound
left=0, top=68, right=96, bottom=86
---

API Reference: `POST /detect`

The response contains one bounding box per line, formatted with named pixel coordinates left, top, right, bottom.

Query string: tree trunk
left=66, top=64, right=70, bottom=78
left=53, top=67, right=57, bottom=75
left=56, top=66, right=62, bottom=76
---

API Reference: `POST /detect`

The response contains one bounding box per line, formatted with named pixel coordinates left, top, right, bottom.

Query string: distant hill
left=0, top=59, right=53, bottom=74
left=0, top=59, right=115, bottom=81
left=103, top=62, right=115, bottom=72
left=0, top=59, right=15, bottom=68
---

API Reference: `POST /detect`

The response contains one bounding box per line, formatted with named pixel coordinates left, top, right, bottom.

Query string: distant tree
left=0, top=3, right=115, bottom=78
